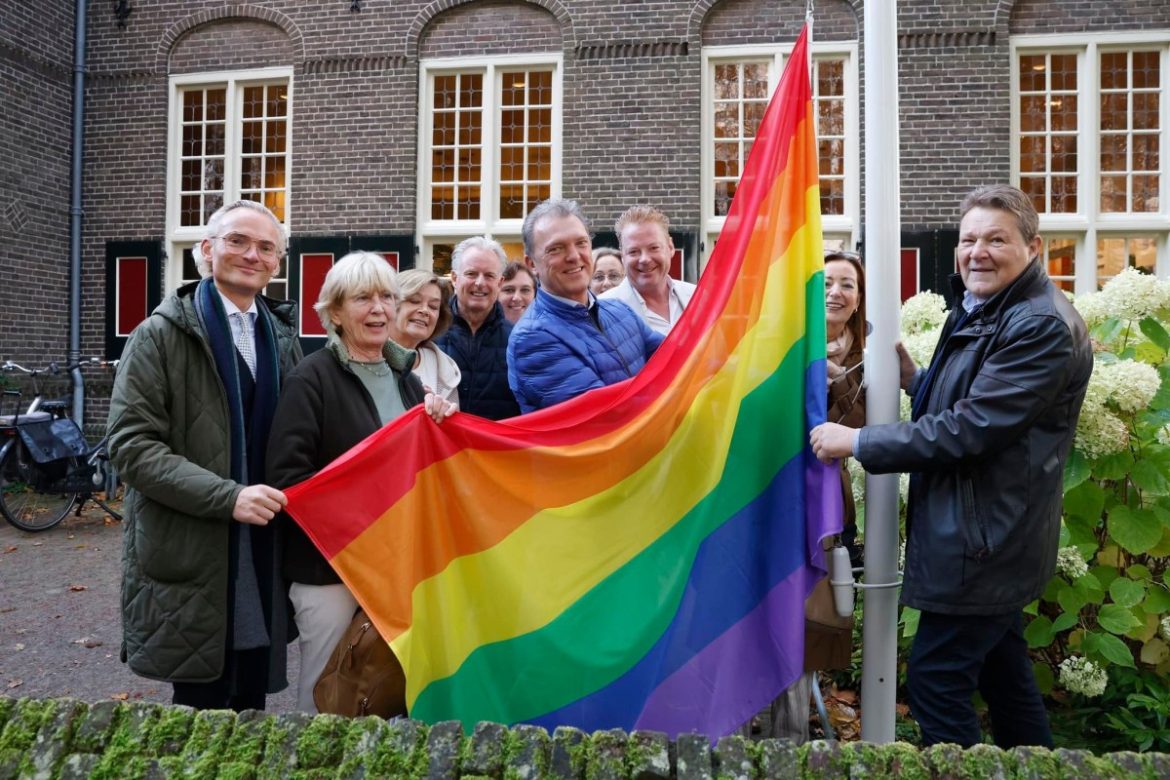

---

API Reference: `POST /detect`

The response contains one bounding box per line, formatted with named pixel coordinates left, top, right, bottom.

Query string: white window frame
left=165, top=66, right=294, bottom=291
left=701, top=43, right=859, bottom=269
left=416, top=53, right=563, bottom=270
left=1011, top=31, right=1170, bottom=292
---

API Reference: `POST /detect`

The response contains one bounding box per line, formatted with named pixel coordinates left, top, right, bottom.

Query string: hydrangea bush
left=891, top=270, right=1170, bottom=750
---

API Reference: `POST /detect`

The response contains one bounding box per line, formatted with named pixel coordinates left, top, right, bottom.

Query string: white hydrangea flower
left=1161, top=616, right=1170, bottom=642
left=1156, top=424, right=1170, bottom=446
left=899, top=471, right=910, bottom=506
left=1073, top=404, right=1130, bottom=460
left=1099, top=359, right=1162, bottom=413
left=1072, top=291, right=1111, bottom=328
left=900, top=292, right=949, bottom=335
left=898, top=540, right=906, bottom=571
left=1058, top=656, right=1108, bottom=698
left=1081, top=363, right=1112, bottom=410
left=1096, top=267, right=1170, bottom=322
left=901, top=330, right=939, bottom=370
left=1056, top=546, right=1089, bottom=580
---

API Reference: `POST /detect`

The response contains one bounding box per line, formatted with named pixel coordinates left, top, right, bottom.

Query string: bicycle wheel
left=0, top=443, right=79, bottom=532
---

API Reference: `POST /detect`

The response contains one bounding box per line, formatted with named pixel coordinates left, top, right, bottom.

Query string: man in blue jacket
left=435, top=236, right=521, bottom=420
left=508, top=198, right=663, bottom=413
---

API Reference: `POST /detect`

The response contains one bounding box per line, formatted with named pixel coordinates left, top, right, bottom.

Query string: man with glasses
left=108, top=199, right=302, bottom=712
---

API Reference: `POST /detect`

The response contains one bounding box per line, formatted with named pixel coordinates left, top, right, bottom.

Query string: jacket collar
left=534, top=287, right=593, bottom=319
left=947, top=258, right=1045, bottom=323
left=161, top=280, right=297, bottom=336
left=450, top=296, right=505, bottom=331
left=326, top=334, right=416, bottom=374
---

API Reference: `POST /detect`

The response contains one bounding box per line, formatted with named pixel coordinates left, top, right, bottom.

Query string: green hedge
left=1, top=696, right=1167, bottom=779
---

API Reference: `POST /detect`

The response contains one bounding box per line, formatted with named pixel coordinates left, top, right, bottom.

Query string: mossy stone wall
left=1, top=696, right=1167, bottom=779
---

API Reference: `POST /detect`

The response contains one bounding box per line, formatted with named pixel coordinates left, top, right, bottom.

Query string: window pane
left=1016, top=52, right=1079, bottom=214
left=1133, top=175, right=1159, bottom=212
left=1100, top=175, right=1127, bottom=212
left=743, top=63, right=768, bottom=99
left=715, top=180, right=736, bottom=217
left=1045, top=237, right=1076, bottom=292
left=1096, top=50, right=1161, bottom=212
left=1133, top=133, right=1159, bottom=172
left=1051, top=54, right=1077, bottom=91
left=1133, top=51, right=1160, bottom=89
left=495, top=70, right=554, bottom=218
left=1134, top=91, right=1159, bottom=130
left=243, top=86, right=264, bottom=119
left=1100, top=92, right=1127, bottom=131
left=1098, top=236, right=1157, bottom=280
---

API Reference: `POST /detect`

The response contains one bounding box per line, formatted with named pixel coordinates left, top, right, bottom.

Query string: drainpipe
left=68, top=0, right=87, bottom=424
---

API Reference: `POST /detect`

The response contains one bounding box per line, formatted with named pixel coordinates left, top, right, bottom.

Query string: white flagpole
left=860, top=0, right=902, bottom=744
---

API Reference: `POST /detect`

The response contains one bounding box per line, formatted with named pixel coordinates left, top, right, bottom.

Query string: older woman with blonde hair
left=389, top=269, right=462, bottom=405
left=266, top=251, right=455, bottom=713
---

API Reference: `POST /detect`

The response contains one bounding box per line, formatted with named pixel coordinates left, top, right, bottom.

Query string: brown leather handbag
left=313, top=608, right=408, bottom=718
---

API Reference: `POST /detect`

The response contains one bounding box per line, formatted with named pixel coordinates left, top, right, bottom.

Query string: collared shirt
left=218, top=289, right=258, bottom=360
left=600, top=277, right=697, bottom=335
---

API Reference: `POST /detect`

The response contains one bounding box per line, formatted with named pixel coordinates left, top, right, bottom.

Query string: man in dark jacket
left=508, top=198, right=663, bottom=412
left=108, top=200, right=302, bottom=712
left=811, top=185, right=1092, bottom=748
left=434, top=236, right=521, bottom=419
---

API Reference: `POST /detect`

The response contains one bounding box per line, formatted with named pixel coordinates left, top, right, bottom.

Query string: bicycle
left=0, top=359, right=123, bottom=532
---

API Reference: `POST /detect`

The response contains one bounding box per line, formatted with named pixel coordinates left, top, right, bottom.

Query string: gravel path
left=0, top=504, right=298, bottom=713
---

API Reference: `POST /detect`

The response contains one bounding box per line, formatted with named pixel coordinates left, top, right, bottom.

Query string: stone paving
left=0, top=505, right=298, bottom=713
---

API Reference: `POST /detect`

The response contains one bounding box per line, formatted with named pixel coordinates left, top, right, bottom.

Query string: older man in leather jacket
left=811, top=185, right=1092, bottom=748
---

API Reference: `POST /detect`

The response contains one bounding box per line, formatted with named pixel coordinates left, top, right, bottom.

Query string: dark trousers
left=908, top=610, right=1053, bottom=748
left=171, top=646, right=268, bottom=712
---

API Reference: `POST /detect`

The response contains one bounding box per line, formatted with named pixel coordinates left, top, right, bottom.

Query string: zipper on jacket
left=960, top=475, right=993, bottom=560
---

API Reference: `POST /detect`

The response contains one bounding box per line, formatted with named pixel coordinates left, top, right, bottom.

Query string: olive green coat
left=108, top=282, right=301, bottom=689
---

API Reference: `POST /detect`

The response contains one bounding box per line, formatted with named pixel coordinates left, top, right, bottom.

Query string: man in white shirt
left=600, top=205, right=696, bottom=335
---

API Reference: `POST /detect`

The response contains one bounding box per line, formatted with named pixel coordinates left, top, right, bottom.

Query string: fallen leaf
left=74, top=544, right=88, bottom=549
left=32, top=542, right=42, bottom=546
left=7, top=680, right=22, bottom=689
left=895, top=703, right=911, bottom=718
left=3, top=546, right=16, bottom=553
left=13, top=643, right=24, bottom=651
left=67, top=534, right=75, bottom=540
left=110, top=692, right=128, bottom=701
left=73, top=637, right=103, bottom=648
left=68, top=584, right=87, bottom=592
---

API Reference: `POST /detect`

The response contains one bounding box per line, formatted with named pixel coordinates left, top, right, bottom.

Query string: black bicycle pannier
left=17, top=419, right=88, bottom=463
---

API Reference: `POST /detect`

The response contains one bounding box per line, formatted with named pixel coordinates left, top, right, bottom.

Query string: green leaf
left=1090, top=566, right=1119, bottom=591
left=1075, top=572, right=1104, bottom=601
left=1064, top=481, right=1107, bottom=523
left=1041, top=577, right=1062, bottom=603
left=1139, top=316, right=1170, bottom=352
left=900, top=606, right=920, bottom=639
left=1095, top=632, right=1136, bottom=668
left=1032, top=661, right=1054, bottom=695
left=1142, top=585, right=1170, bottom=615
left=1109, top=578, right=1146, bottom=608
left=1093, top=450, right=1135, bottom=482
left=1092, top=317, right=1125, bottom=345
left=1058, top=585, right=1088, bottom=615
left=1098, top=603, right=1144, bottom=634
left=1132, top=460, right=1170, bottom=495
left=1024, top=616, right=1055, bottom=648
left=1127, top=563, right=1152, bottom=580
left=1064, top=513, right=1100, bottom=548
left=1052, top=612, right=1079, bottom=633
left=1063, top=449, right=1091, bottom=493
left=1108, top=505, right=1164, bottom=554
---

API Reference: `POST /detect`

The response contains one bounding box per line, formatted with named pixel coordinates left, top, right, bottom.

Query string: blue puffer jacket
left=434, top=299, right=521, bottom=420
left=507, top=289, right=664, bottom=413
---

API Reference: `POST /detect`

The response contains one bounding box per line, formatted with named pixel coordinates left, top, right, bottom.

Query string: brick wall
left=4, top=0, right=1168, bottom=418
left=0, top=3, right=75, bottom=368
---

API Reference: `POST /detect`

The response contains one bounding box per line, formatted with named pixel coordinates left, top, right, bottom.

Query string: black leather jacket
left=857, top=260, right=1092, bottom=615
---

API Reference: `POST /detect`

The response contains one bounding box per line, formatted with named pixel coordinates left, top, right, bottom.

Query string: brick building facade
left=1, top=0, right=1168, bottom=422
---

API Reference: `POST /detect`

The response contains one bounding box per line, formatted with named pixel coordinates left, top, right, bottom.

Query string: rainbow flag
left=284, top=25, right=841, bottom=738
